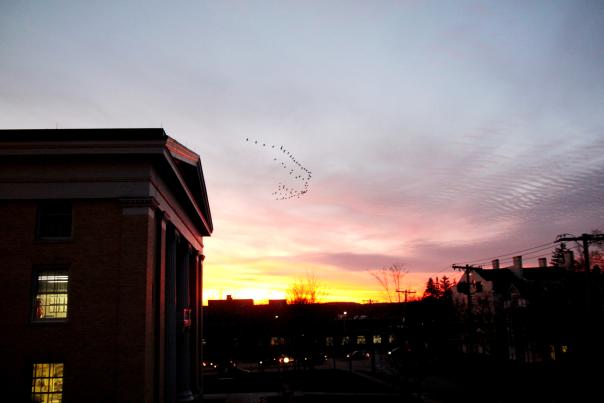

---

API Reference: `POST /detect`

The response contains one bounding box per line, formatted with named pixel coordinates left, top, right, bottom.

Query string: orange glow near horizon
left=201, top=239, right=561, bottom=306
left=198, top=187, right=527, bottom=307
left=202, top=258, right=436, bottom=305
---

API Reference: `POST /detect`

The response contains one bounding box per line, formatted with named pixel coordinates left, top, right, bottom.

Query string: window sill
left=30, top=319, right=69, bottom=325
left=34, top=238, right=73, bottom=244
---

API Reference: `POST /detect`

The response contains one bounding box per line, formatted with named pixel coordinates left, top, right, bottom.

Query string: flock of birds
left=245, top=138, right=312, bottom=200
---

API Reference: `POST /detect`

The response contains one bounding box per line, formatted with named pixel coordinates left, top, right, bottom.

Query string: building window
left=341, top=336, right=350, bottom=345
left=373, top=335, right=382, bottom=344
left=325, top=337, right=334, bottom=346
left=37, top=201, right=72, bottom=239
left=270, top=337, right=285, bottom=346
left=32, top=362, right=64, bottom=403
left=33, top=271, right=69, bottom=320
left=356, top=335, right=366, bottom=345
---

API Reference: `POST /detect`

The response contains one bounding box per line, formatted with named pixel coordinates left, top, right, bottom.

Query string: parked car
left=347, top=350, right=370, bottom=360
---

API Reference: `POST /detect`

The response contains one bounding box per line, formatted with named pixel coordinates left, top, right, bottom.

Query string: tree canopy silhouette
left=286, top=272, right=323, bottom=304
left=423, top=276, right=454, bottom=300
left=550, top=242, right=571, bottom=267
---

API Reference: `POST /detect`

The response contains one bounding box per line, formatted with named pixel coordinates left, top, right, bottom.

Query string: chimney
left=513, top=255, right=523, bottom=269
left=492, top=259, right=500, bottom=270
left=564, top=250, right=574, bottom=270
left=226, top=295, right=233, bottom=301
left=538, top=258, right=547, bottom=268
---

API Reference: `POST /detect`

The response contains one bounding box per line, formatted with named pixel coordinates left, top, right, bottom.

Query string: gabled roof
left=472, top=268, right=527, bottom=294
left=166, top=137, right=213, bottom=234
left=464, top=266, right=573, bottom=300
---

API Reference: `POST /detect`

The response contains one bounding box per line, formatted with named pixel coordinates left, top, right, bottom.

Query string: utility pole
left=556, top=233, right=604, bottom=273
left=555, top=233, right=604, bottom=363
left=452, top=264, right=480, bottom=354
left=452, top=264, right=479, bottom=312
left=396, top=289, right=416, bottom=303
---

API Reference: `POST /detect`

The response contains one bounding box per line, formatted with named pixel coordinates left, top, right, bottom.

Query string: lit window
left=341, top=336, right=350, bottom=345
left=373, top=335, right=382, bottom=344
left=388, top=335, right=395, bottom=344
left=32, top=362, right=63, bottom=403
left=37, top=201, right=72, bottom=239
left=270, top=337, right=285, bottom=346
left=325, top=337, right=334, bottom=346
left=549, top=344, right=556, bottom=361
left=33, top=271, right=69, bottom=320
left=357, top=335, right=366, bottom=345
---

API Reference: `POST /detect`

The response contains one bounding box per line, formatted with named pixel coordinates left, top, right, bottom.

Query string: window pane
left=32, top=363, right=63, bottom=403
left=38, top=201, right=72, bottom=239
left=34, top=271, right=69, bottom=320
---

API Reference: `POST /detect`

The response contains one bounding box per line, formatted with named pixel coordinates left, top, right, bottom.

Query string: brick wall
left=0, top=199, right=156, bottom=402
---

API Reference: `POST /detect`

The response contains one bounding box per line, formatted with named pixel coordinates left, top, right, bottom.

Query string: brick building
left=0, top=129, right=213, bottom=402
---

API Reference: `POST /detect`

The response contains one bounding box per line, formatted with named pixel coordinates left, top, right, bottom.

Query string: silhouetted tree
left=286, top=272, right=323, bottom=304
left=591, top=229, right=604, bottom=247
left=439, top=276, right=454, bottom=299
left=423, top=277, right=442, bottom=299
left=554, top=230, right=604, bottom=268
left=591, top=250, right=604, bottom=269
left=577, top=229, right=604, bottom=268
left=550, top=242, right=571, bottom=267
left=370, top=263, right=407, bottom=302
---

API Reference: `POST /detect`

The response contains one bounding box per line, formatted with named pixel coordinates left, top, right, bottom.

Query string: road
left=202, top=363, right=419, bottom=403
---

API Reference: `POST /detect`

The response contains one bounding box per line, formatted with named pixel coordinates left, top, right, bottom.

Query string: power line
left=432, top=237, right=580, bottom=280
left=556, top=233, right=604, bottom=273
left=458, top=241, right=556, bottom=266
left=460, top=241, right=556, bottom=264
left=426, top=243, right=556, bottom=276
left=433, top=265, right=457, bottom=275
left=395, top=289, right=416, bottom=303
left=491, top=245, right=555, bottom=266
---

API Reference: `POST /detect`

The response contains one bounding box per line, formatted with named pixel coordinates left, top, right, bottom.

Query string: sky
left=1, top=1, right=603, bottom=304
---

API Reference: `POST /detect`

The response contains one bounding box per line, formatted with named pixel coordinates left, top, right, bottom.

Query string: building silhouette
left=203, top=297, right=456, bottom=373
left=453, top=253, right=604, bottom=365
left=0, top=129, right=212, bottom=403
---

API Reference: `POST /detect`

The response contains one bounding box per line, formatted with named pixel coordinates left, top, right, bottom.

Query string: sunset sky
left=1, top=1, right=603, bottom=304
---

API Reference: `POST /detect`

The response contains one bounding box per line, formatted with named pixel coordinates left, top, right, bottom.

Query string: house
left=0, top=129, right=212, bottom=403
left=453, top=253, right=603, bottom=364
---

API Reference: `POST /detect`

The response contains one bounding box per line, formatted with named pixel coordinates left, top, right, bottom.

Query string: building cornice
left=0, top=128, right=213, bottom=236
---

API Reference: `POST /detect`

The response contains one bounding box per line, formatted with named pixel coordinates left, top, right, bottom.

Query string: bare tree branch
left=370, top=263, right=408, bottom=303
left=286, top=271, right=324, bottom=304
